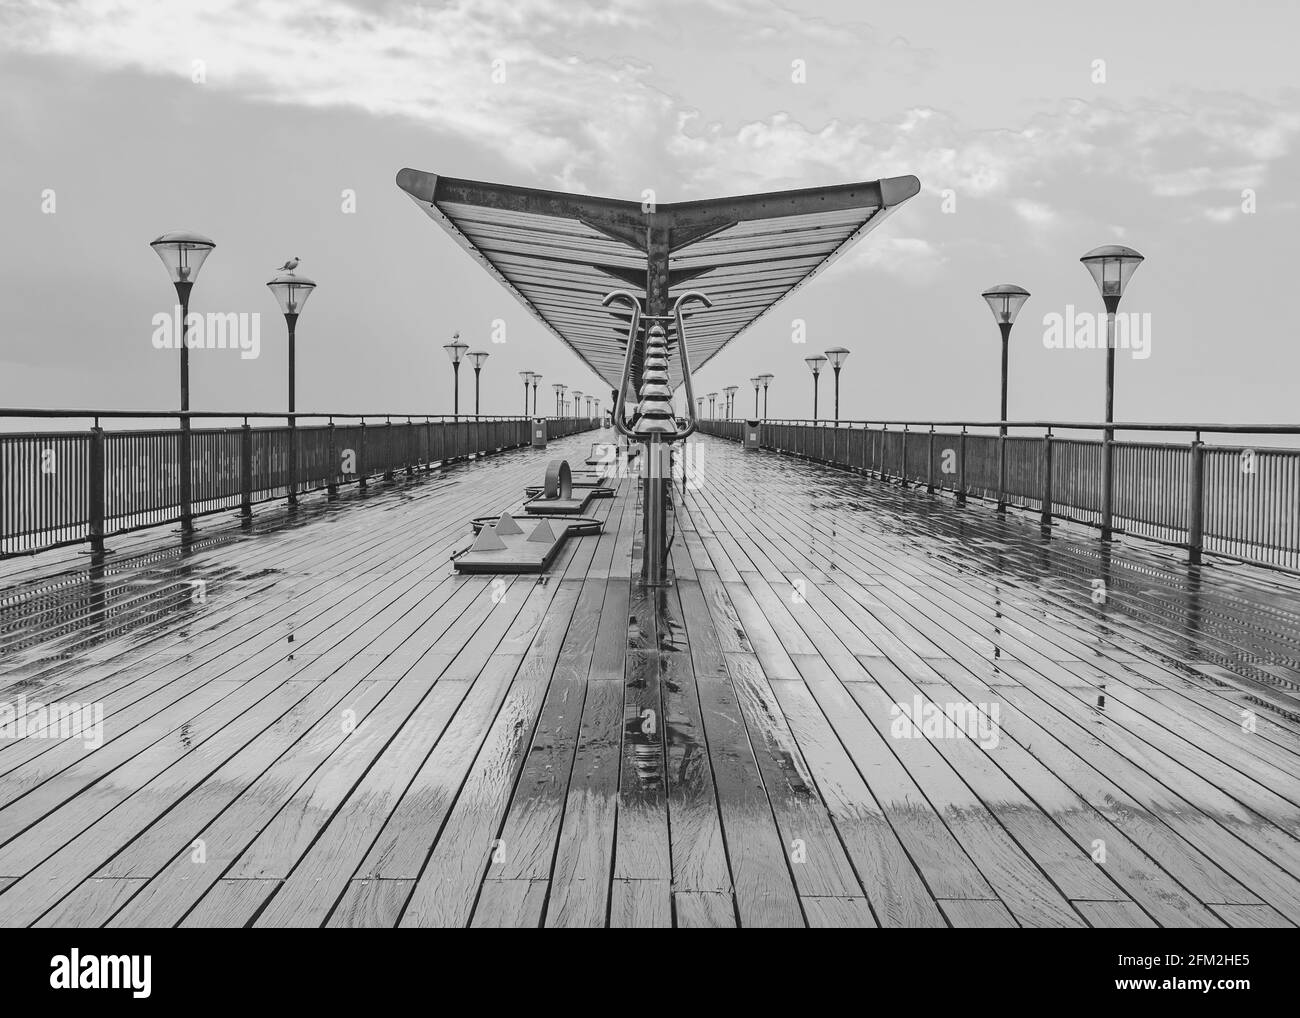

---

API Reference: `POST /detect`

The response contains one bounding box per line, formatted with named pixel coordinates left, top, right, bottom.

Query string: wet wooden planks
left=3, top=427, right=1299, bottom=927
left=677, top=433, right=1300, bottom=929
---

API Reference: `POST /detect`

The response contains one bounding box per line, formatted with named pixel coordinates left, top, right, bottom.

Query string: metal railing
left=699, top=418, right=1300, bottom=573
left=0, top=411, right=599, bottom=557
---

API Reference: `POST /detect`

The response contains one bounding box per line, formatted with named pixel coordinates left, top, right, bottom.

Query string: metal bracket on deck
left=604, top=288, right=712, bottom=586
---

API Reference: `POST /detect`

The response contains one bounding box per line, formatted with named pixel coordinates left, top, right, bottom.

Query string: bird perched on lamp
left=277, top=257, right=300, bottom=271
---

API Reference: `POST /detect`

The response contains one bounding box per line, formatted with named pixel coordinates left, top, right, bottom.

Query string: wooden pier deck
left=2, top=431, right=1299, bottom=928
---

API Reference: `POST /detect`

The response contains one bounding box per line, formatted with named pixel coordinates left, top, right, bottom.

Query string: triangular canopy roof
left=396, top=169, right=920, bottom=391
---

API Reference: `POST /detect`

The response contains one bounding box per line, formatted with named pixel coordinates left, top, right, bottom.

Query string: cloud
left=2, top=0, right=1297, bottom=215
left=835, top=235, right=946, bottom=285
left=1203, top=207, right=1238, bottom=223
left=1012, top=199, right=1059, bottom=227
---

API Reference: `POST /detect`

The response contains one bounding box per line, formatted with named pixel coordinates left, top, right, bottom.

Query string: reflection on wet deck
left=1, top=432, right=1298, bottom=927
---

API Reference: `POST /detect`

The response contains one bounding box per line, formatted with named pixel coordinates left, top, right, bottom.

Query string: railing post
left=1101, top=428, right=1114, bottom=540
left=1187, top=434, right=1205, bottom=564
left=425, top=418, right=433, bottom=470
left=879, top=424, right=887, bottom=479
left=179, top=414, right=193, bottom=533
left=240, top=419, right=253, bottom=516
left=287, top=414, right=298, bottom=508
left=997, top=431, right=1007, bottom=513
left=405, top=416, right=414, bottom=477
left=1040, top=430, right=1053, bottom=528
left=326, top=419, right=338, bottom=497
left=900, top=426, right=908, bottom=489
left=383, top=417, right=394, bottom=480
left=89, top=422, right=106, bottom=553
left=358, top=421, right=369, bottom=490
left=957, top=427, right=967, bottom=505
left=927, top=426, right=936, bottom=493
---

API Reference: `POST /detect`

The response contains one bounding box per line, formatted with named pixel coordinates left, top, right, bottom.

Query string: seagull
left=277, top=257, right=300, bottom=271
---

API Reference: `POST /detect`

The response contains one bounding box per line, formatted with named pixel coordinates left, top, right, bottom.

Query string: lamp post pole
left=759, top=373, right=773, bottom=418
left=981, top=285, right=1031, bottom=514
left=151, top=231, right=215, bottom=535
left=266, top=270, right=317, bottom=508
left=286, top=312, right=298, bottom=502
left=750, top=376, right=761, bottom=417
left=532, top=374, right=540, bottom=416
left=443, top=335, right=468, bottom=419
left=520, top=371, right=532, bottom=415
left=1080, top=246, right=1144, bottom=540
left=825, top=348, right=850, bottom=425
left=805, top=355, right=827, bottom=423
left=468, top=351, right=488, bottom=415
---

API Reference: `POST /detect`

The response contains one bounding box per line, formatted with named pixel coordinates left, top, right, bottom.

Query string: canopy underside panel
left=397, top=170, right=920, bottom=391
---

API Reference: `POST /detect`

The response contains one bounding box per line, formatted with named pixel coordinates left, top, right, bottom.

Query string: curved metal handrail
left=602, top=290, right=642, bottom=441
left=601, top=289, right=712, bottom=443
left=671, top=290, right=711, bottom=441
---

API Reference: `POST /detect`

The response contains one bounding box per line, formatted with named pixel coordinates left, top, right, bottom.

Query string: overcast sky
left=2, top=0, right=1297, bottom=426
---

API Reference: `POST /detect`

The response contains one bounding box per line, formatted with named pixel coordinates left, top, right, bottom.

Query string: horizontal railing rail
left=0, top=411, right=600, bottom=557
left=0, top=409, right=578, bottom=422
left=699, top=417, right=1300, bottom=574
left=733, top=417, right=1300, bottom=436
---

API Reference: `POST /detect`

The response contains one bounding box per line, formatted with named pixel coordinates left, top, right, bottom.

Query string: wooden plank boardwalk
left=1, top=430, right=1298, bottom=927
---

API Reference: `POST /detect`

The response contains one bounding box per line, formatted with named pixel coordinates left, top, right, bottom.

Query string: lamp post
left=467, top=350, right=488, bottom=415
left=981, top=284, right=1031, bottom=513
left=150, top=230, right=215, bottom=534
left=443, top=334, right=468, bottom=418
left=572, top=390, right=583, bottom=421
left=824, top=348, right=850, bottom=424
left=724, top=385, right=738, bottom=419
left=759, top=373, right=773, bottom=418
left=750, top=376, right=762, bottom=417
left=519, top=370, right=533, bottom=415
left=696, top=396, right=703, bottom=419
left=531, top=374, right=541, bottom=416
left=805, top=355, right=827, bottom=422
left=553, top=383, right=564, bottom=416
left=981, top=285, right=1031, bottom=427
left=708, top=392, right=717, bottom=418
left=266, top=269, right=317, bottom=507
left=1080, top=245, right=1144, bottom=540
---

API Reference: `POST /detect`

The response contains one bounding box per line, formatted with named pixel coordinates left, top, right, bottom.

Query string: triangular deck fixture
left=471, top=524, right=507, bottom=551
left=527, top=518, right=557, bottom=544
left=496, top=511, right=524, bottom=535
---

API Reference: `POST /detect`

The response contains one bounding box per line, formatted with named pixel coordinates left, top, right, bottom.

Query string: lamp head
left=1080, top=245, right=1143, bottom=305
left=443, top=334, right=469, bottom=364
left=266, top=271, right=317, bottom=316
left=980, top=283, right=1031, bottom=326
left=825, top=347, right=850, bottom=369
left=150, top=231, right=215, bottom=286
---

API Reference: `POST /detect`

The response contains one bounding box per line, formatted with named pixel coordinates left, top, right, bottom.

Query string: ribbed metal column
left=636, top=323, right=676, bottom=584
